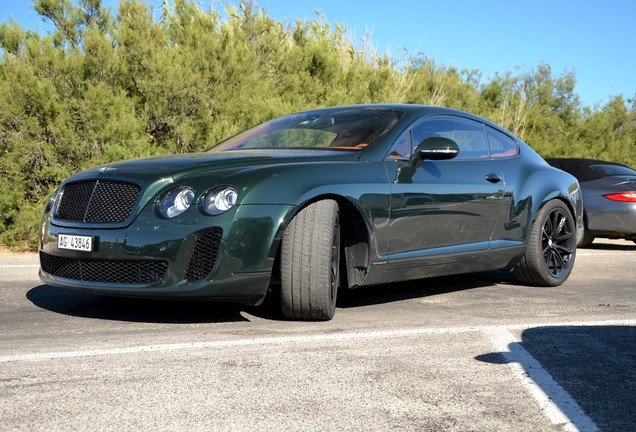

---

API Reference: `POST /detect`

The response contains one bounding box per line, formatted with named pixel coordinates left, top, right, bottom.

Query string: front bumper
left=39, top=203, right=294, bottom=305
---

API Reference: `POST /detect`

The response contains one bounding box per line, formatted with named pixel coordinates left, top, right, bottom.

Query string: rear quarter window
left=486, top=127, right=519, bottom=158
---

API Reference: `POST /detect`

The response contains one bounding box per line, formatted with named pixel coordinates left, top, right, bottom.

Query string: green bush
left=1, top=0, right=634, bottom=250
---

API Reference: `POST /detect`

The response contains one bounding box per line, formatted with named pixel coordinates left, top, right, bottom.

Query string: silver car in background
left=547, top=158, right=636, bottom=247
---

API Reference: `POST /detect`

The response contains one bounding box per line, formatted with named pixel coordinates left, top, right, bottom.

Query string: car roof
left=304, top=103, right=480, bottom=118
left=299, top=104, right=516, bottom=138
left=546, top=158, right=633, bottom=181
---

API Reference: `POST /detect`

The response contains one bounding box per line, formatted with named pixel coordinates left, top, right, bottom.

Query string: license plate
left=58, top=234, right=93, bottom=252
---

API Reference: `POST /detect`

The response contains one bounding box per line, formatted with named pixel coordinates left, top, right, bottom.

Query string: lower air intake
left=185, top=228, right=223, bottom=282
left=40, top=252, right=167, bottom=285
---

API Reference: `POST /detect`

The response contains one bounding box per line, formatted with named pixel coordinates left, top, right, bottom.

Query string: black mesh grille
left=56, top=180, right=141, bottom=223
left=185, top=228, right=223, bottom=282
left=40, top=252, right=167, bottom=285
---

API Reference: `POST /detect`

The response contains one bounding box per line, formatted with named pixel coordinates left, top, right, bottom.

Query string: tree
left=0, top=0, right=633, bottom=250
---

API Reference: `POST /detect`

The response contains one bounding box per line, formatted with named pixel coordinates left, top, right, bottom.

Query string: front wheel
left=280, top=200, right=340, bottom=321
left=514, top=200, right=576, bottom=286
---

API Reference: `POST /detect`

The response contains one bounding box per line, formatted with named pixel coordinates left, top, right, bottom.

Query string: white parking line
left=484, top=327, right=599, bottom=432
left=576, top=250, right=634, bottom=256
left=0, top=326, right=483, bottom=362
left=2, top=319, right=634, bottom=364
left=3, top=319, right=633, bottom=430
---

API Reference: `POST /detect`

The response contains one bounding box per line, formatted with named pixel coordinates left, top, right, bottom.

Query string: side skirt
left=356, top=245, right=526, bottom=288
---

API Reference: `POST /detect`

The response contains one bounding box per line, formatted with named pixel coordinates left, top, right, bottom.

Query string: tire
left=514, top=200, right=576, bottom=286
left=280, top=200, right=340, bottom=321
left=577, top=217, right=595, bottom=248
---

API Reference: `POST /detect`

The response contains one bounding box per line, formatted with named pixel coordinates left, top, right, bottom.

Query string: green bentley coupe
left=39, top=104, right=583, bottom=320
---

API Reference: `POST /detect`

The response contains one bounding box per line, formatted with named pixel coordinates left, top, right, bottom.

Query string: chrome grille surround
left=55, top=179, right=141, bottom=223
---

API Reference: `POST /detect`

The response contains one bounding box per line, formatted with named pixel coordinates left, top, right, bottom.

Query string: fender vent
left=185, top=228, right=223, bottom=282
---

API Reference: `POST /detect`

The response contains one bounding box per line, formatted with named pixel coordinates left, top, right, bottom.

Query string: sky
left=2, top=0, right=635, bottom=108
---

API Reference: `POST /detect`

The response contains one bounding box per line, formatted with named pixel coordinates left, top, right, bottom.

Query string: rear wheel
left=514, top=200, right=576, bottom=286
left=578, top=216, right=595, bottom=248
left=280, top=200, right=340, bottom=321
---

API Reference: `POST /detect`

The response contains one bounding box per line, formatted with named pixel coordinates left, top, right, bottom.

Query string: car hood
left=71, top=150, right=362, bottom=183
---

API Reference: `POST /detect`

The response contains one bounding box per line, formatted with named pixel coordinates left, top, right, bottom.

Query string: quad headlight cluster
left=157, top=185, right=238, bottom=219
left=200, top=186, right=239, bottom=215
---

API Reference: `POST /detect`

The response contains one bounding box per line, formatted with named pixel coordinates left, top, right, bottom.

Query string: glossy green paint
left=39, top=150, right=394, bottom=303
left=39, top=104, right=584, bottom=304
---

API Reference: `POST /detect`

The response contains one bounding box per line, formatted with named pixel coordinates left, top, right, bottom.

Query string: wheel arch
left=513, top=197, right=578, bottom=286
left=519, top=166, right=584, bottom=246
left=524, top=192, right=580, bottom=246
left=273, top=193, right=371, bottom=290
left=545, top=186, right=583, bottom=234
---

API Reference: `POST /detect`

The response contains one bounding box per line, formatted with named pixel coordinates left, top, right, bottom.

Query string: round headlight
left=200, top=186, right=238, bottom=215
left=157, top=186, right=195, bottom=219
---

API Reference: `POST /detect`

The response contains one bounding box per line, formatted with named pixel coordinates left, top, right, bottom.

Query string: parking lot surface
left=1, top=240, right=634, bottom=431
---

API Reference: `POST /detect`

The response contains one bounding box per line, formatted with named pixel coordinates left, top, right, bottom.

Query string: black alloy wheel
left=514, top=200, right=576, bottom=286
left=541, top=206, right=575, bottom=279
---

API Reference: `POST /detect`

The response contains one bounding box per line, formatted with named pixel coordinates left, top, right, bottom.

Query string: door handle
left=485, top=172, right=503, bottom=183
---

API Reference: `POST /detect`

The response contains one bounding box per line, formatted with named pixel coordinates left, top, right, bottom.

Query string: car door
left=384, top=115, right=504, bottom=270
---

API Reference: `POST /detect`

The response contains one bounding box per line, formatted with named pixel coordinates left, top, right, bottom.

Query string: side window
left=486, top=127, right=519, bottom=158
left=411, top=117, right=489, bottom=160
left=387, top=129, right=411, bottom=159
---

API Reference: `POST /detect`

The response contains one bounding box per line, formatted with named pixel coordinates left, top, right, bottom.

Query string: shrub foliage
left=1, top=0, right=635, bottom=249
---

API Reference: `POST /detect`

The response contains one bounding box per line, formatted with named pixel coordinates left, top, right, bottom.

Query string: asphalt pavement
left=0, top=240, right=634, bottom=431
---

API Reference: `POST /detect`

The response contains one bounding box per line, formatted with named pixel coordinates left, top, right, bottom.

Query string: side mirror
left=397, top=137, right=460, bottom=183
left=414, top=137, right=460, bottom=161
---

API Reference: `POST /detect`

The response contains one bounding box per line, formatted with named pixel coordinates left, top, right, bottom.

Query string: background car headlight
left=45, top=188, right=60, bottom=214
left=200, top=186, right=238, bottom=215
left=157, top=186, right=195, bottom=218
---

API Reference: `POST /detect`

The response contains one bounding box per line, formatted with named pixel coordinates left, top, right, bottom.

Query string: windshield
left=209, top=108, right=404, bottom=152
